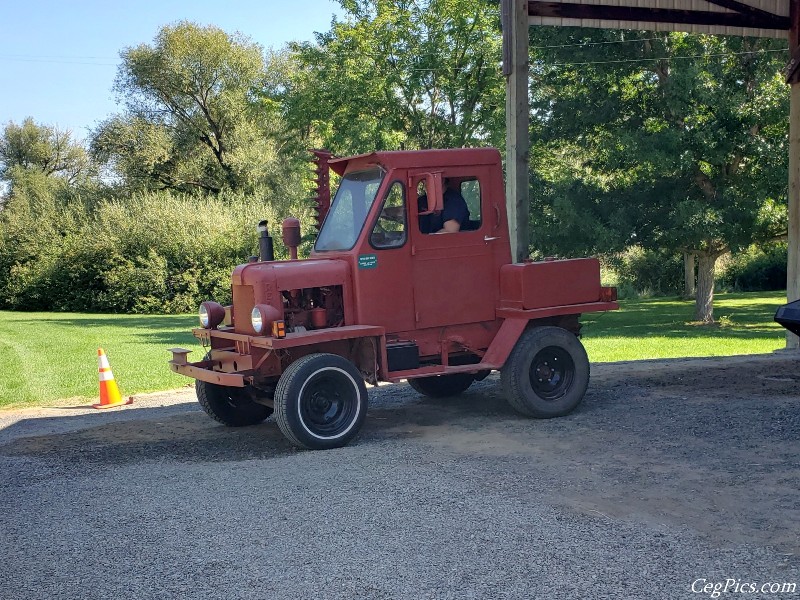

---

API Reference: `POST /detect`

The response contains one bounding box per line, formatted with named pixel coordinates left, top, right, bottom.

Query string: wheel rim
left=220, top=386, right=251, bottom=408
left=528, top=346, right=574, bottom=400
left=298, top=367, right=360, bottom=438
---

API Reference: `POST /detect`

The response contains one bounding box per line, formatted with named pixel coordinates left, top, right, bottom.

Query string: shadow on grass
left=10, top=316, right=200, bottom=348
left=582, top=295, right=786, bottom=341
left=10, top=315, right=196, bottom=330
left=3, top=293, right=789, bottom=366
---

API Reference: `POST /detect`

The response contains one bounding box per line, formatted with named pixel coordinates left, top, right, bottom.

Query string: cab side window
left=417, top=177, right=481, bottom=234
left=460, top=179, right=481, bottom=231
left=370, top=181, right=406, bottom=249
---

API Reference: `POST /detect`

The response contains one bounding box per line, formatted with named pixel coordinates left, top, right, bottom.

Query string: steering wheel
left=371, top=220, right=403, bottom=246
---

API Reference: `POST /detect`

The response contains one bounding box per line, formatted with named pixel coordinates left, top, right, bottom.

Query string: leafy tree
left=529, top=31, right=789, bottom=322
left=92, top=21, right=284, bottom=195
left=0, top=166, right=79, bottom=308
left=282, top=0, right=505, bottom=154
left=0, top=118, right=91, bottom=185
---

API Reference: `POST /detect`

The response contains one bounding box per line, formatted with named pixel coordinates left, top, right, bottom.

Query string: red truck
left=169, top=148, right=617, bottom=450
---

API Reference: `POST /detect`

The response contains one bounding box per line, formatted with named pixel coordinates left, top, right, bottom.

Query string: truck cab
left=170, top=148, right=617, bottom=450
left=312, top=148, right=510, bottom=355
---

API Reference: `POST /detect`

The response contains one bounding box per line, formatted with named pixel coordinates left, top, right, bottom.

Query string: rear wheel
left=196, top=380, right=273, bottom=427
left=274, top=353, right=368, bottom=450
left=501, top=326, right=589, bottom=418
left=408, top=373, right=475, bottom=398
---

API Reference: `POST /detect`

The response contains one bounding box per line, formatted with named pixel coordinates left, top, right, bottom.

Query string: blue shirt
left=418, top=188, right=470, bottom=233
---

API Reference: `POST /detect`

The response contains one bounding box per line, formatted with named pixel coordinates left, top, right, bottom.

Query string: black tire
left=408, top=373, right=475, bottom=398
left=196, top=380, right=273, bottom=427
left=500, top=326, right=589, bottom=418
left=273, top=353, right=368, bottom=450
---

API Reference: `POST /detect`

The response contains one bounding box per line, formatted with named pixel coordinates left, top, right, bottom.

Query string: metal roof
left=527, top=0, right=790, bottom=38
left=329, top=148, right=502, bottom=175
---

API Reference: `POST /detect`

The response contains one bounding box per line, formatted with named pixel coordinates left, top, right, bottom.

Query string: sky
left=0, top=0, right=345, bottom=141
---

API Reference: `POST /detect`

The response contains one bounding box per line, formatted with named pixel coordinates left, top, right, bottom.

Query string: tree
left=282, top=0, right=505, bottom=155
left=529, top=31, right=789, bottom=322
left=92, top=21, right=282, bottom=195
left=0, top=118, right=90, bottom=185
left=683, top=252, right=696, bottom=299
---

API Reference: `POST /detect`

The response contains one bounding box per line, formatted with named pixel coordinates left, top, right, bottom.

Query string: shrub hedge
left=1, top=175, right=787, bottom=313
left=718, top=243, right=787, bottom=292
left=602, top=244, right=788, bottom=299
left=605, top=248, right=684, bottom=298
left=0, top=183, right=313, bottom=313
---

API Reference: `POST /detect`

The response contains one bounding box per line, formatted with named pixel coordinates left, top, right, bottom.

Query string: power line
left=1, top=44, right=785, bottom=72
left=0, top=54, right=118, bottom=66
left=540, top=47, right=787, bottom=67
left=531, top=36, right=667, bottom=49
left=0, top=53, right=116, bottom=60
left=387, top=47, right=787, bottom=73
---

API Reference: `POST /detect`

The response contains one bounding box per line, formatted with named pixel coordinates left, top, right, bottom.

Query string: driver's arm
left=434, top=187, right=468, bottom=233
left=438, top=219, right=461, bottom=233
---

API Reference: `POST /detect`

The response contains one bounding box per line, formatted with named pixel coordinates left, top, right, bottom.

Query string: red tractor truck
left=169, top=148, right=618, bottom=450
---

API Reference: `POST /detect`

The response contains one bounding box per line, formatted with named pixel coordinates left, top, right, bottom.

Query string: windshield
left=315, top=168, right=384, bottom=251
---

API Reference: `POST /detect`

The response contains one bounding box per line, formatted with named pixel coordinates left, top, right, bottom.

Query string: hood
left=233, top=258, right=350, bottom=292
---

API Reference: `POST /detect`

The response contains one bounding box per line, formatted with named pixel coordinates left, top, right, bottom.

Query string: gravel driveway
left=1, top=354, right=798, bottom=599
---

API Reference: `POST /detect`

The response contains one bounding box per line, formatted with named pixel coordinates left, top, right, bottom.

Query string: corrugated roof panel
left=528, top=0, right=788, bottom=15
left=528, top=0, right=789, bottom=38
left=529, top=17, right=787, bottom=37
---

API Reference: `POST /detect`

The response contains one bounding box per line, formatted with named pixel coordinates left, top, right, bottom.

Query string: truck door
left=352, top=176, right=416, bottom=333
left=409, top=167, right=500, bottom=329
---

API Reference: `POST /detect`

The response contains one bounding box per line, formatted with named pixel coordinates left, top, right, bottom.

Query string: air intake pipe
left=282, top=218, right=301, bottom=260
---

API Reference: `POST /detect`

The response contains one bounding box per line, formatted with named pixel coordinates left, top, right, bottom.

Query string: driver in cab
left=417, top=178, right=469, bottom=234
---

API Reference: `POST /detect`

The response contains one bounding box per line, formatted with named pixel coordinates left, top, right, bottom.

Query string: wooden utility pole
left=503, top=0, right=530, bottom=263
left=787, top=0, right=800, bottom=349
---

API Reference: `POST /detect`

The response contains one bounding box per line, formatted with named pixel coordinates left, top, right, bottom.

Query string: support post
left=788, top=0, right=800, bottom=348
left=503, top=0, right=530, bottom=263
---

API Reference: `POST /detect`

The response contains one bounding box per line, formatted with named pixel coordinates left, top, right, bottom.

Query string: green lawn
left=582, top=291, right=788, bottom=362
left=0, top=312, right=203, bottom=409
left=0, top=291, right=791, bottom=409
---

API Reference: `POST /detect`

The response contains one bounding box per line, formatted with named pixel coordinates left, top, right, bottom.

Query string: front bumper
left=169, top=325, right=385, bottom=387
left=168, top=352, right=249, bottom=387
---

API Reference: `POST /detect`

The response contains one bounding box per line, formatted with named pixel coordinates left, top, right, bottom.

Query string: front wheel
left=500, top=326, right=589, bottom=418
left=196, top=380, right=273, bottom=427
left=274, top=353, right=368, bottom=450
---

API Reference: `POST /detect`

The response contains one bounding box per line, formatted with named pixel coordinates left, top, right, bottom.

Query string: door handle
left=484, top=236, right=499, bottom=242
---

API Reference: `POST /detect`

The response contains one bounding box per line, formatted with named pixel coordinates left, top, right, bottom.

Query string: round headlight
left=199, top=301, right=225, bottom=329
left=199, top=304, right=210, bottom=328
left=251, top=306, right=264, bottom=334
left=251, top=304, right=282, bottom=336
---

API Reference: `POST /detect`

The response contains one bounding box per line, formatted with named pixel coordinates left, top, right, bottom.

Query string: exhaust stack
left=257, top=220, right=274, bottom=262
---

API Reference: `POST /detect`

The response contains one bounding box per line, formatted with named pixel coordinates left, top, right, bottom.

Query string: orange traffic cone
left=93, top=348, right=132, bottom=409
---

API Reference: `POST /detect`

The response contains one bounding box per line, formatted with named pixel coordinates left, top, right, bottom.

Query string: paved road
left=1, top=354, right=798, bottom=599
